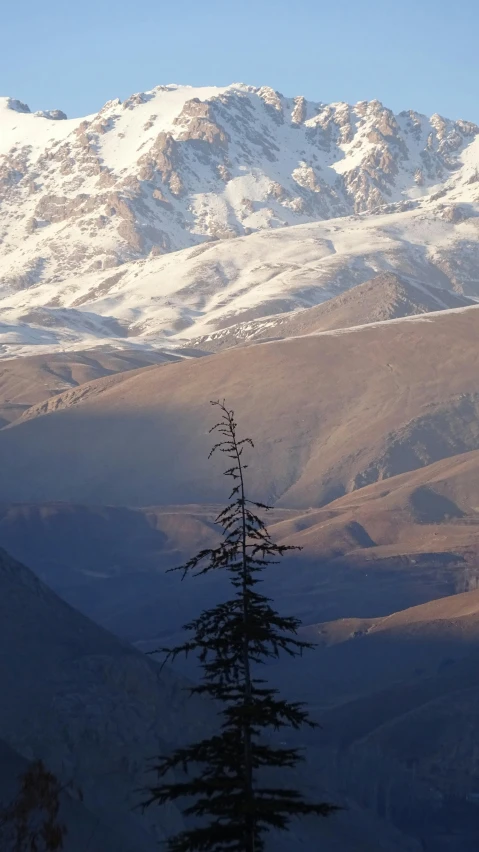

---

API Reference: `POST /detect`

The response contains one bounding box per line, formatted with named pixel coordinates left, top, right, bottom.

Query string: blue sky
left=2, top=0, right=478, bottom=120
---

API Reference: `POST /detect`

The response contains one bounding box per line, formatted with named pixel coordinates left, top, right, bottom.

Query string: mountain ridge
left=2, top=83, right=479, bottom=357
left=185, top=272, right=476, bottom=351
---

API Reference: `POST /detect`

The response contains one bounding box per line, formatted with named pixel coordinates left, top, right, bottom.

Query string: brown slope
left=276, top=586, right=479, bottom=771
left=0, top=492, right=473, bottom=648
left=280, top=550, right=474, bottom=849
left=0, top=347, right=181, bottom=425
left=278, top=447, right=479, bottom=554
left=269, top=273, right=475, bottom=335
left=0, top=496, right=464, bottom=654
left=256, top=452, right=479, bottom=627
left=187, top=273, right=476, bottom=352
left=0, top=305, right=478, bottom=508
left=303, top=586, right=479, bottom=663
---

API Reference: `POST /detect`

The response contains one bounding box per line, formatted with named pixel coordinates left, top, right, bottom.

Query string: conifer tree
left=142, top=400, right=337, bottom=851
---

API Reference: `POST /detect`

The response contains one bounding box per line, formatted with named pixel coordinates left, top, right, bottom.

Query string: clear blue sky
left=2, top=0, right=478, bottom=121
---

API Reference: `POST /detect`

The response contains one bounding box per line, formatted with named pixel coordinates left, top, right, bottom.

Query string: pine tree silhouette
left=142, top=400, right=337, bottom=851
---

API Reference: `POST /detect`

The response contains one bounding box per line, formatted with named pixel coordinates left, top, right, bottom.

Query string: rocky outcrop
left=174, top=98, right=229, bottom=147
left=34, top=109, right=67, bottom=120
left=291, top=96, right=307, bottom=125
left=137, top=131, right=183, bottom=195
left=6, top=98, right=30, bottom=113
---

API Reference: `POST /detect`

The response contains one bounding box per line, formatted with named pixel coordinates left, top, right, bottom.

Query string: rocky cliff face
left=1, top=84, right=479, bottom=291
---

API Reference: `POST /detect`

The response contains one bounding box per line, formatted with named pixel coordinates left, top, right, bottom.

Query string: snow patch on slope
left=0, top=205, right=479, bottom=357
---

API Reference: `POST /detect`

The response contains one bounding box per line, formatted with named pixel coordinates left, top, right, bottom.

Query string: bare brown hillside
left=0, top=348, right=181, bottom=425
left=280, top=448, right=479, bottom=554
left=0, top=305, right=477, bottom=509
left=1, top=448, right=478, bottom=648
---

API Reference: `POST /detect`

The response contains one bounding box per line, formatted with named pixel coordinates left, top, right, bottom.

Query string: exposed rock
left=122, top=91, right=149, bottom=109
left=96, top=169, right=116, bottom=188
left=142, top=225, right=171, bottom=252
left=34, top=109, right=67, bottom=120
left=292, top=163, right=321, bottom=192
left=6, top=98, right=30, bottom=113
left=439, top=204, right=473, bottom=223
left=117, top=220, right=143, bottom=251
left=257, top=86, right=284, bottom=123
left=34, top=193, right=98, bottom=224
left=291, top=96, right=307, bottom=125
left=0, top=257, right=45, bottom=290
left=152, top=187, right=171, bottom=206
left=137, top=131, right=183, bottom=195
left=266, top=180, right=283, bottom=198
left=216, top=163, right=231, bottom=182
left=174, top=99, right=229, bottom=148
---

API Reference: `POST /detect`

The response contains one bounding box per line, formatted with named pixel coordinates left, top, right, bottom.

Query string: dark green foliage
left=142, top=401, right=337, bottom=851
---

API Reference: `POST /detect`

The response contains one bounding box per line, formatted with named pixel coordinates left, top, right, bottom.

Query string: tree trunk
left=236, top=440, right=255, bottom=852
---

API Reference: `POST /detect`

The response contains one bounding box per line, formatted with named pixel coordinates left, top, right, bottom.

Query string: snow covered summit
left=1, top=83, right=479, bottom=356
left=2, top=83, right=479, bottom=286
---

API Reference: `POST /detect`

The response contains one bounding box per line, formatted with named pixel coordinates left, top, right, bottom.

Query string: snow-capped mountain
left=1, top=83, right=479, bottom=356
left=1, top=205, right=479, bottom=357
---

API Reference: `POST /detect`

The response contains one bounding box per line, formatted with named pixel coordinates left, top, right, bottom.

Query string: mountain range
left=2, top=81, right=479, bottom=851
left=1, top=84, right=479, bottom=355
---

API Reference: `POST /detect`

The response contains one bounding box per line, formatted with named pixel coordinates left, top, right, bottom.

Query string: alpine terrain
left=0, top=83, right=479, bottom=355
left=1, top=80, right=479, bottom=852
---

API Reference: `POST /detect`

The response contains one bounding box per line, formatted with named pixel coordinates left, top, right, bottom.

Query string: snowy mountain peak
left=1, top=97, right=67, bottom=121
left=1, top=82, right=479, bottom=357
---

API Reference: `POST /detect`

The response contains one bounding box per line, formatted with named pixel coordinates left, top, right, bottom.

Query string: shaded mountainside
left=0, top=547, right=422, bottom=851
left=271, top=588, right=479, bottom=851
left=1, top=450, right=478, bottom=651
left=294, top=587, right=479, bottom=709
left=0, top=305, right=477, bottom=509
left=0, top=545, right=210, bottom=850
left=0, top=347, right=183, bottom=425
left=0, top=739, right=147, bottom=852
